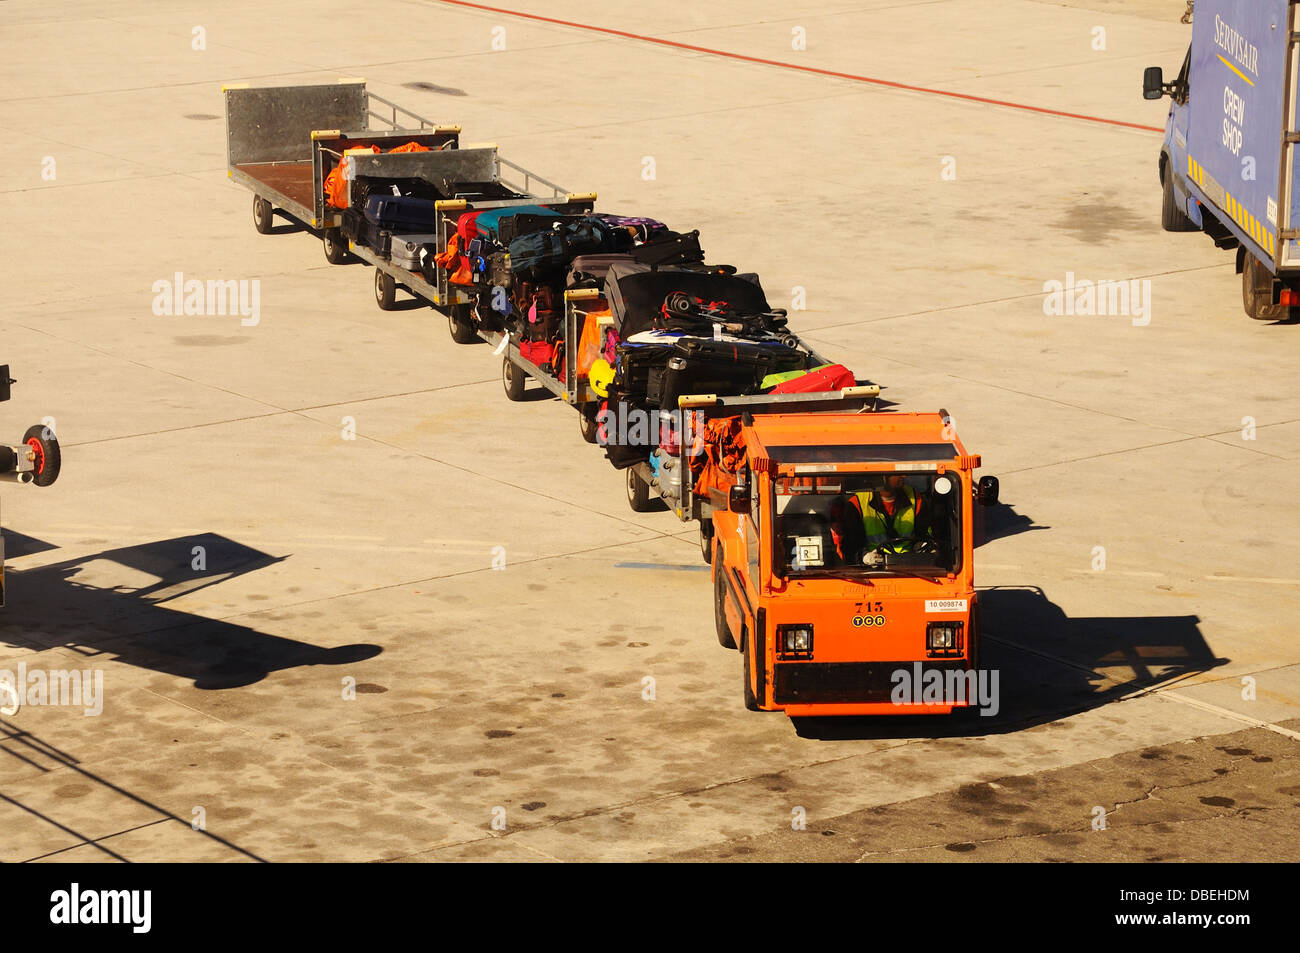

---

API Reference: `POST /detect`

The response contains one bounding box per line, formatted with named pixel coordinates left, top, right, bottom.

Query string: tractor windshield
left=772, top=470, right=962, bottom=578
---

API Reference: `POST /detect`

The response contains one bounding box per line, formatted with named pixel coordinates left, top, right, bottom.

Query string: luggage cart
left=224, top=79, right=597, bottom=345
left=225, top=80, right=459, bottom=257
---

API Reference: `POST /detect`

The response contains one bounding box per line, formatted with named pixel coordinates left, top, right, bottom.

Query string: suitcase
left=340, top=207, right=365, bottom=243
left=472, top=205, right=562, bottom=242
left=390, top=234, right=438, bottom=270
left=364, top=194, right=437, bottom=232
left=631, top=229, right=704, bottom=268
left=351, top=176, right=442, bottom=208
left=360, top=221, right=392, bottom=258
left=657, top=354, right=764, bottom=411
left=498, top=212, right=577, bottom=245
left=567, top=254, right=635, bottom=288
left=595, top=213, right=669, bottom=244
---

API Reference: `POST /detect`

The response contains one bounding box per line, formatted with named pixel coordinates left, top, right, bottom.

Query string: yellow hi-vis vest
left=855, top=488, right=919, bottom=550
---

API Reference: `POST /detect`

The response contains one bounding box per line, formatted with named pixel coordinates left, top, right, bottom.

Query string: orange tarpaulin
left=323, top=141, right=431, bottom=209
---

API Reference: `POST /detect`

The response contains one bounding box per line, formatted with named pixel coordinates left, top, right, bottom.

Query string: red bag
left=519, top=341, right=553, bottom=367
left=770, top=363, right=855, bottom=394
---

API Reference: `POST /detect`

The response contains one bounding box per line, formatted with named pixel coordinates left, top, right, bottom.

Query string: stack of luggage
left=327, top=156, right=861, bottom=473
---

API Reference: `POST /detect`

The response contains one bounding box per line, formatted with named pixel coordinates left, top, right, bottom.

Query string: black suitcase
left=340, top=207, right=365, bottom=243
left=631, top=229, right=704, bottom=268
left=498, top=212, right=581, bottom=245
left=360, top=220, right=392, bottom=258
left=352, top=176, right=443, bottom=207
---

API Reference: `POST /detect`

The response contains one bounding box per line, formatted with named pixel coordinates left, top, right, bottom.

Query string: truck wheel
left=578, top=410, right=599, bottom=444
left=700, top=522, right=714, bottom=565
left=323, top=228, right=349, bottom=264
left=253, top=195, right=274, bottom=234
left=742, top=627, right=760, bottom=710
left=1161, top=170, right=1198, bottom=232
left=374, top=269, right=396, bottom=310
left=713, top=547, right=737, bottom=649
left=23, top=424, right=60, bottom=487
left=449, top=307, right=478, bottom=344
left=1242, top=254, right=1287, bottom=321
left=503, top=356, right=527, bottom=401
left=626, top=466, right=653, bottom=512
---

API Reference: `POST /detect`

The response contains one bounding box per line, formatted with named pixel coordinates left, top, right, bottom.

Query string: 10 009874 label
left=925, top=599, right=968, bottom=613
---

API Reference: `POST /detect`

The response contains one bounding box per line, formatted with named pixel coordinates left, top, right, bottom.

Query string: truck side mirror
left=977, top=476, right=999, bottom=507
left=729, top=484, right=751, bottom=514
left=1143, top=66, right=1165, bottom=100
left=0, top=366, right=10, bottom=403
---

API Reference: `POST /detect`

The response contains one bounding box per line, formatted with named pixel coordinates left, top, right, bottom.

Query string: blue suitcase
left=364, top=194, right=436, bottom=232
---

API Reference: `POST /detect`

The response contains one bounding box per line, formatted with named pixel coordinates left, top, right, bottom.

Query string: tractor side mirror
left=729, top=484, right=751, bottom=514
left=0, top=366, right=11, bottom=403
left=1143, top=66, right=1165, bottom=100
left=977, top=476, right=1000, bottom=507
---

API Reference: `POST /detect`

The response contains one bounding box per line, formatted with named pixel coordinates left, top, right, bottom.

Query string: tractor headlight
left=778, top=624, right=814, bottom=659
left=926, top=622, right=963, bottom=656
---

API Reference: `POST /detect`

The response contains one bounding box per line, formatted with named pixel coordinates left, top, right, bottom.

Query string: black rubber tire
left=626, top=466, right=653, bottom=512
left=23, top=424, right=60, bottom=488
left=1243, top=253, right=1287, bottom=321
left=374, top=269, right=396, bottom=311
left=713, top=545, right=737, bottom=650
left=503, top=356, right=527, bottom=401
left=742, top=626, right=759, bottom=711
left=253, top=195, right=274, bottom=234
left=323, top=228, right=349, bottom=264
left=449, top=307, right=478, bottom=344
left=1161, top=169, right=1199, bottom=232
left=700, top=522, right=714, bottom=565
left=578, top=410, right=599, bottom=444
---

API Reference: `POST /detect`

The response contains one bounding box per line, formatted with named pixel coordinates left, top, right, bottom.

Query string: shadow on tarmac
left=792, top=584, right=1223, bottom=740
left=0, top=533, right=381, bottom=690
left=0, top=716, right=268, bottom=862
left=976, top=500, right=1047, bottom=546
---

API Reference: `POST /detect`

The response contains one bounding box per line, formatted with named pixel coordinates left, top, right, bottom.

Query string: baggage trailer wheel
left=374, top=269, right=396, bottom=311
left=1242, top=253, right=1288, bottom=321
left=626, top=466, right=653, bottom=512
left=23, top=424, right=60, bottom=488
left=449, top=307, right=478, bottom=344
left=578, top=409, right=599, bottom=444
left=253, top=195, right=274, bottom=234
left=713, top=546, right=736, bottom=649
left=323, top=228, right=349, bottom=265
left=503, top=356, right=527, bottom=401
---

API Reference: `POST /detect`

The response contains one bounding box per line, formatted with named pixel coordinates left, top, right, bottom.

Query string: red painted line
left=438, top=0, right=1165, bottom=134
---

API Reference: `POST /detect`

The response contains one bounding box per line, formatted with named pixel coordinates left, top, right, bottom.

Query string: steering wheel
left=873, top=537, right=938, bottom=556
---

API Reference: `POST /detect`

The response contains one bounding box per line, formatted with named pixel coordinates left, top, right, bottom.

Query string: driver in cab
left=830, top=474, right=930, bottom=565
